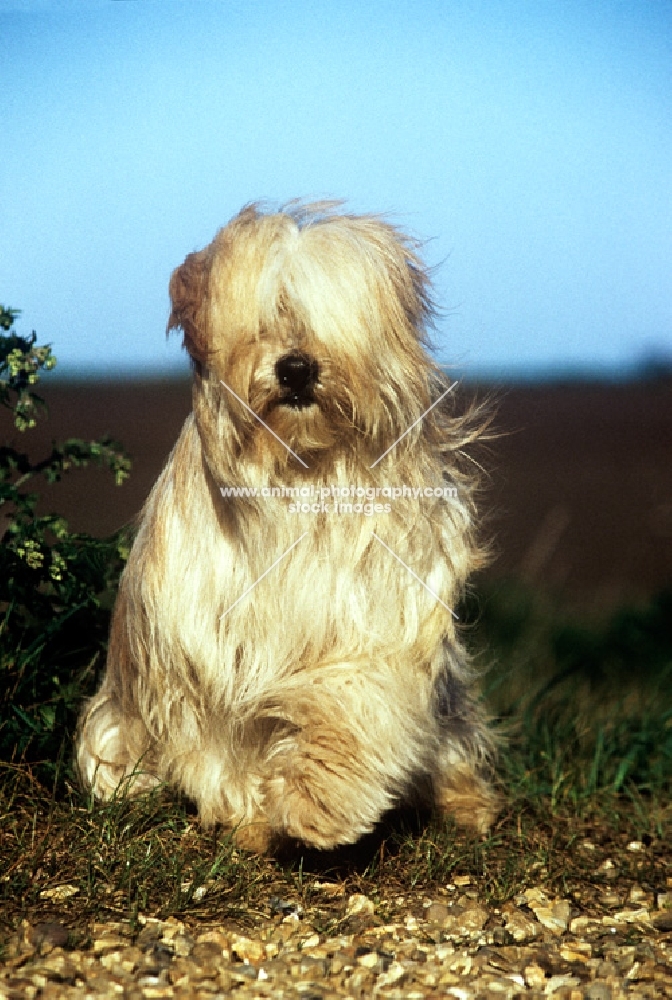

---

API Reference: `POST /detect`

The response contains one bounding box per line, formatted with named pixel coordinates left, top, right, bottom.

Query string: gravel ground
left=3, top=878, right=672, bottom=999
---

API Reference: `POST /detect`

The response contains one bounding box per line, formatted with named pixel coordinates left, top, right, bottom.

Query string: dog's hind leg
left=433, top=756, right=500, bottom=834
left=76, top=684, right=159, bottom=800
left=430, top=658, right=500, bottom=834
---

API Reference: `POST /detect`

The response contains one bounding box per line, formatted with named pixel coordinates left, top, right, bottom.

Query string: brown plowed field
left=5, top=377, right=671, bottom=612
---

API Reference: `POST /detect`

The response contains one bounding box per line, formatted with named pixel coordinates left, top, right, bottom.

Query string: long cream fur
left=76, top=202, right=499, bottom=850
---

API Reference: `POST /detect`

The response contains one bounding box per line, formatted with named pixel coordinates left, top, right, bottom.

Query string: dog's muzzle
left=274, top=353, right=320, bottom=409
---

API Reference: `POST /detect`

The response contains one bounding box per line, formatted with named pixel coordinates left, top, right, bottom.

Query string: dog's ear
left=167, top=247, right=212, bottom=364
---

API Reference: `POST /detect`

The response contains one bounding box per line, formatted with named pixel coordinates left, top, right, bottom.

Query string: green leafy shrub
left=0, top=306, right=131, bottom=779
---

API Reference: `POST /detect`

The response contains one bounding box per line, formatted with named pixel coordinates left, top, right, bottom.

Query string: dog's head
left=168, top=202, right=444, bottom=467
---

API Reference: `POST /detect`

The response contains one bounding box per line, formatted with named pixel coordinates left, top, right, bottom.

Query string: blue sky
left=1, top=0, right=670, bottom=377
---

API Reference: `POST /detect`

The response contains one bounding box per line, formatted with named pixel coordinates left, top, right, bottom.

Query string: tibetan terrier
left=77, top=202, right=498, bottom=850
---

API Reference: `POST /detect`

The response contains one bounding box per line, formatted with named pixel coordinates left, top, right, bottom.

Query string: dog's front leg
left=256, top=680, right=424, bottom=849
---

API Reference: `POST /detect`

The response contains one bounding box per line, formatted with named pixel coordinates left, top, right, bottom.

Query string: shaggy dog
left=77, top=202, right=498, bottom=851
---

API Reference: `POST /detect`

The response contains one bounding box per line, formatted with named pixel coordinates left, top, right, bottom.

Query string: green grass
left=467, top=580, right=672, bottom=815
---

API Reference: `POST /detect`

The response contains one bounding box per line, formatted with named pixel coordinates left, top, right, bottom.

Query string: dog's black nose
left=275, top=353, right=319, bottom=407
left=275, top=353, right=318, bottom=391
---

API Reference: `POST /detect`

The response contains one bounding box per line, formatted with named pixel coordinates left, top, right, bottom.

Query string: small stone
left=652, top=910, right=672, bottom=931
left=627, top=840, right=645, bottom=851
left=344, top=967, right=374, bottom=991
left=92, top=921, right=131, bottom=938
left=523, top=890, right=570, bottom=935
left=626, top=960, right=657, bottom=981
left=486, top=977, right=516, bottom=994
left=114, top=946, right=143, bottom=973
left=39, top=884, right=79, bottom=901
left=560, top=941, right=592, bottom=963
left=264, top=940, right=280, bottom=959
left=357, top=950, right=381, bottom=969
left=585, top=986, right=612, bottom=1000
left=230, top=935, right=265, bottom=964
left=330, top=950, right=356, bottom=974
left=613, top=907, right=651, bottom=925
left=171, top=933, right=193, bottom=958
left=195, top=929, right=230, bottom=956
left=136, top=924, right=163, bottom=949
left=136, top=981, right=171, bottom=999
left=375, top=960, right=406, bottom=988
left=230, top=964, right=258, bottom=982
left=99, top=949, right=126, bottom=970
left=491, top=927, right=513, bottom=946
left=28, top=922, right=69, bottom=951
left=294, top=956, right=327, bottom=980
left=543, top=900, right=571, bottom=934
left=569, top=915, right=603, bottom=935
left=524, top=962, right=546, bottom=988
left=461, top=906, right=489, bottom=934
left=599, top=890, right=622, bottom=907
left=522, top=887, right=548, bottom=906
left=426, top=902, right=450, bottom=924
left=408, top=947, right=427, bottom=963
left=89, top=975, right=126, bottom=994
left=191, top=940, right=223, bottom=965
left=503, top=907, right=539, bottom=943
left=545, top=973, right=581, bottom=992
left=345, top=893, right=375, bottom=917
left=448, top=952, right=472, bottom=976
left=598, top=859, right=618, bottom=879
left=93, top=936, right=128, bottom=953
